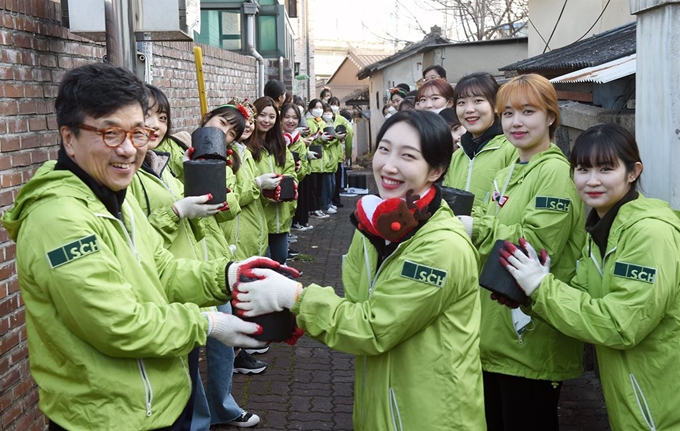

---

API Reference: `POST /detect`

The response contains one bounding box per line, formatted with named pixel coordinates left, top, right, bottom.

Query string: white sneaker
left=330, top=204, right=337, bottom=210
left=311, top=210, right=329, bottom=219
left=326, top=207, right=337, bottom=214
left=289, top=233, right=298, bottom=240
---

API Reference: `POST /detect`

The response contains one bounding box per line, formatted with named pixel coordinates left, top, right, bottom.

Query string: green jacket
left=128, top=151, right=203, bottom=260
left=0, top=161, right=229, bottom=430
left=529, top=196, right=680, bottom=430
left=472, top=144, right=586, bottom=381
left=288, top=137, right=309, bottom=182
left=223, top=143, right=268, bottom=259
left=306, top=116, right=333, bottom=174
left=252, top=149, right=297, bottom=234
left=128, top=151, right=232, bottom=262
left=293, top=202, right=486, bottom=431
left=442, top=134, right=517, bottom=208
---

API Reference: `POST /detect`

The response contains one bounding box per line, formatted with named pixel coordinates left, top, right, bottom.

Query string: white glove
left=255, top=173, right=281, bottom=190
left=232, top=268, right=303, bottom=317
left=320, top=132, right=332, bottom=142
left=182, top=147, right=194, bottom=163
left=202, top=312, right=266, bottom=349
left=501, top=238, right=551, bottom=297
left=173, top=194, right=223, bottom=219
left=457, top=215, right=474, bottom=238
left=226, top=256, right=299, bottom=292
left=307, top=151, right=320, bottom=160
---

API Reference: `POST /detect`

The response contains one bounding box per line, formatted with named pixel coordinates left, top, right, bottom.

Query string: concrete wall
left=555, top=101, right=635, bottom=156
left=0, top=2, right=258, bottom=430
left=435, top=40, right=528, bottom=83
left=528, top=0, right=635, bottom=57
left=631, top=0, right=680, bottom=208
left=291, top=0, right=315, bottom=100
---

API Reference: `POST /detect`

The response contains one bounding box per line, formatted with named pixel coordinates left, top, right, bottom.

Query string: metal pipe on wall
left=247, top=14, right=265, bottom=96
left=104, top=0, right=137, bottom=72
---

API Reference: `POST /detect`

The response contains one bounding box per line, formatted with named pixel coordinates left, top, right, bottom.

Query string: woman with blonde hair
left=458, top=73, right=586, bottom=431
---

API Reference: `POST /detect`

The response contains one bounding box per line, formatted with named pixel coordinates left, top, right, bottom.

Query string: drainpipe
left=279, top=55, right=284, bottom=82
left=104, top=0, right=137, bottom=72
left=244, top=1, right=265, bottom=96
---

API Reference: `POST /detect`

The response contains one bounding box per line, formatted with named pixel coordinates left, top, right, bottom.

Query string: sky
left=313, top=0, right=449, bottom=47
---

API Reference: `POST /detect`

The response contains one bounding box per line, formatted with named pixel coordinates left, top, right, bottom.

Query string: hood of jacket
left=606, top=194, right=680, bottom=251
left=500, top=143, right=567, bottom=186
left=2, top=161, right=112, bottom=241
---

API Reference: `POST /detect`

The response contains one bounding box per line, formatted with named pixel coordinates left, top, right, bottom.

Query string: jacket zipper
left=464, top=143, right=503, bottom=191
left=268, top=156, right=282, bottom=232
left=360, top=237, right=406, bottom=422
left=94, top=202, right=141, bottom=264
left=630, top=373, right=657, bottom=430
left=389, top=387, right=404, bottom=431
left=137, top=359, right=154, bottom=416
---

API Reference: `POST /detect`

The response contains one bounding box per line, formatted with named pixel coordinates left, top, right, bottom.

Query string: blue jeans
left=321, top=172, right=334, bottom=210
left=191, top=303, right=242, bottom=429
left=268, top=232, right=289, bottom=264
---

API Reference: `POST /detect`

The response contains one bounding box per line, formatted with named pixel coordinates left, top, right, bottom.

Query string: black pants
left=50, top=348, right=200, bottom=431
left=332, top=162, right=344, bottom=206
left=308, top=173, right=323, bottom=212
left=293, top=176, right=310, bottom=225
left=483, top=371, right=562, bottom=431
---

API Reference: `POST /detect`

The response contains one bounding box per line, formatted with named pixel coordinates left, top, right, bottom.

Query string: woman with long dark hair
left=246, top=96, right=297, bottom=264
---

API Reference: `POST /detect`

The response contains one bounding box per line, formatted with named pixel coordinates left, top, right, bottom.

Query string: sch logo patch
left=535, top=196, right=571, bottom=212
left=46, top=234, right=101, bottom=269
left=613, top=262, right=657, bottom=284
left=400, top=260, right=448, bottom=288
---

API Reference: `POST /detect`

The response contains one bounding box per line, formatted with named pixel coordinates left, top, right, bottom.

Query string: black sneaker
left=225, top=411, right=260, bottom=428
left=245, top=346, right=270, bottom=354
left=233, top=350, right=267, bottom=374
left=288, top=248, right=300, bottom=257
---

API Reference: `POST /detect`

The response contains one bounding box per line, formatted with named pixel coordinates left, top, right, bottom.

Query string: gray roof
left=500, top=21, right=635, bottom=72
left=357, top=33, right=451, bottom=79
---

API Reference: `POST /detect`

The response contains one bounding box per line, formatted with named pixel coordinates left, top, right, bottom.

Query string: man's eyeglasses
left=73, top=124, right=154, bottom=148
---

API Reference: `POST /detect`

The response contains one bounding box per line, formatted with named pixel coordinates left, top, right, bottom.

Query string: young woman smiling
left=416, top=78, right=454, bottom=113
left=458, top=74, right=586, bottom=431
left=246, top=96, right=296, bottom=264
left=501, top=122, right=680, bottom=431
left=232, top=110, right=486, bottom=430
left=442, top=72, right=517, bottom=209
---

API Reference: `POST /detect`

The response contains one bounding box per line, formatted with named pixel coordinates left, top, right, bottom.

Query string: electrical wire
left=573, top=0, right=613, bottom=43
left=543, top=0, right=569, bottom=53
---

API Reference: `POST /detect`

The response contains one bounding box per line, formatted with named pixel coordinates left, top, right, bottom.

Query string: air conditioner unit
left=61, top=0, right=198, bottom=42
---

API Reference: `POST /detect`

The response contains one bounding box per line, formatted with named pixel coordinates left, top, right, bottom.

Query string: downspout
left=245, top=1, right=265, bottom=96
left=279, top=55, right=284, bottom=82
left=304, top=0, right=311, bottom=100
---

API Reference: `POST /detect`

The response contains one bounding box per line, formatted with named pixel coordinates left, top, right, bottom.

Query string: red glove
left=262, top=186, right=281, bottom=201
left=285, top=325, right=305, bottom=345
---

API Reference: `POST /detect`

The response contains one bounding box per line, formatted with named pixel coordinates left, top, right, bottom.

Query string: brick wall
left=0, top=2, right=258, bottom=430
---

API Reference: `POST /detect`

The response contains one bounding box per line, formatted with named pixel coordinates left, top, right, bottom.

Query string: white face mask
left=322, top=114, right=334, bottom=123
left=331, top=106, right=339, bottom=113
left=297, top=105, right=304, bottom=115
left=311, top=108, right=323, bottom=118
left=387, top=106, right=397, bottom=115
left=431, top=107, right=446, bottom=114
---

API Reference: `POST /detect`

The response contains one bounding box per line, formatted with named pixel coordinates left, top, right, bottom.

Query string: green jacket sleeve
left=214, top=166, right=241, bottom=223
left=22, top=199, right=219, bottom=359
left=529, top=220, right=677, bottom=350
left=294, top=230, right=474, bottom=356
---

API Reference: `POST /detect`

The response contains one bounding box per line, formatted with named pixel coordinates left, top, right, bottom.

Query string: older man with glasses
left=0, top=63, right=291, bottom=431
